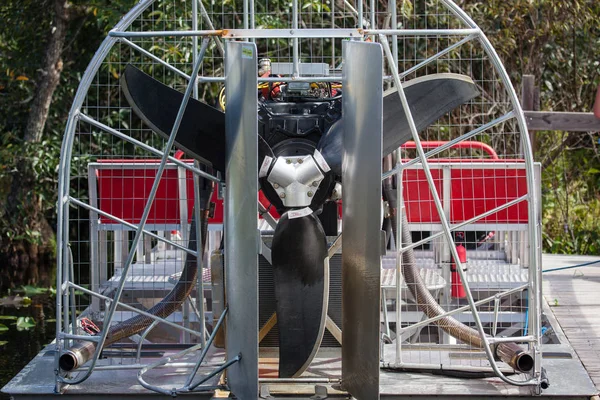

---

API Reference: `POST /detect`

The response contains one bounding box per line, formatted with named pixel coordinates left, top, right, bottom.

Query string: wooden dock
left=542, top=254, right=600, bottom=390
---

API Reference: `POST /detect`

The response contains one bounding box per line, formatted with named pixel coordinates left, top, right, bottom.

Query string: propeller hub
left=267, top=153, right=327, bottom=207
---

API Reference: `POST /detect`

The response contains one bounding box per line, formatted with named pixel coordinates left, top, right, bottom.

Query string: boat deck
left=3, top=254, right=599, bottom=399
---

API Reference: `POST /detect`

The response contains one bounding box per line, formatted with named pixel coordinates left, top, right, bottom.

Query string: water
left=0, top=294, right=56, bottom=400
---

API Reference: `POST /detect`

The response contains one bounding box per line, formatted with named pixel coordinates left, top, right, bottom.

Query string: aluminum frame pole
left=119, top=39, right=191, bottom=79
left=400, top=194, right=528, bottom=253
left=64, top=282, right=205, bottom=339
left=382, top=111, right=515, bottom=180
left=107, top=28, right=479, bottom=38
left=292, top=0, right=300, bottom=77
left=195, top=0, right=225, bottom=56
left=68, top=196, right=198, bottom=256
left=341, top=40, right=383, bottom=400
left=223, top=41, right=259, bottom=399
left=79, top=113, right=221, bottom=183
left=190, top=8, right=205, bottom=348
left=357, top=0, right=363, bottom=29
left=193, top=161, right=207, bottom=349
left=389, top=0, right=398, bottom=66
left=184, top=307, right=228, bottom=389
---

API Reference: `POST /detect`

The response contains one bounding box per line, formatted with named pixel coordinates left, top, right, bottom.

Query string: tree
left=0, top=0, right=135, bottom=290
left=0, top=0, right=598, bottom=292
left=461, top=0, right=600, bottom=254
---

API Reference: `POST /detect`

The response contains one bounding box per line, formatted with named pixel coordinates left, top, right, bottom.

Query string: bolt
left=279, top=192, right=286, bottom=199
left=312, top=181, right=319, bottom=187
left=297, top=158, right=303, bottom=164
left=307, top=191, right=313, bottom=197
left=286, top=159, right=292, bottom=164
left=273, top=183, right=279, bottom=189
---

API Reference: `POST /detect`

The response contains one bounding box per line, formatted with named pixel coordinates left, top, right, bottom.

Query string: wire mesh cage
left=55, top=0, right=543, bottom=395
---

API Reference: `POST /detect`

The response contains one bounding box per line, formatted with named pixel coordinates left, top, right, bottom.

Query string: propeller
left=317, top=73, right=481, bottom=175
left=120, top=65, right=480, bottom=379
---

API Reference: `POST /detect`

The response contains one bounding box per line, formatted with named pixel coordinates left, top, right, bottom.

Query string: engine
left=223, top=59, right=344, bottom=214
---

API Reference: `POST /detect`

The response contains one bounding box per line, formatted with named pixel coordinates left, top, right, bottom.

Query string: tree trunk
left=0, top=160, right=56, bottom=289
left=25, top=0, right=69, bottom=143
left=0, top=0, right=70, bottom=291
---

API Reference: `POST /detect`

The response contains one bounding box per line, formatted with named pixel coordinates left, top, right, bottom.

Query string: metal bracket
left=260, top=384, right=274, bottom=399
left=311, top=385, right=329, bottom=399
left=260, top=238, right=272, bottom=264
left=380, top=230, right=387, bottom=256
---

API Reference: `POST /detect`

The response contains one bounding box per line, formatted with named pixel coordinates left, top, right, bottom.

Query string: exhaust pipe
left=60, top=181, right=214, bottom=372
left=495, top=340, right=534, bottom=373
left=59, top=341, right=96, bottom=371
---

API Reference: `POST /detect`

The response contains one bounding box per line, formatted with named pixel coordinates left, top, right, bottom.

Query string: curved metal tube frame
left=380, top=29, right=540, bottom=387
left=55, top=0, right=156, bottom=388
left=55, top=0, right=541, bottom=390
left=439, top=2, right=542, bottom=380
left=56, top=5, right=211, bottom=382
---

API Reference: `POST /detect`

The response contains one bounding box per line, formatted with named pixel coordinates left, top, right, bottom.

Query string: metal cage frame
left=54, top=0, right=543, bottom=397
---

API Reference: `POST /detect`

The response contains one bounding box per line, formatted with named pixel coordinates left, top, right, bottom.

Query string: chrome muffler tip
left=514, top=351, right=534, bottom=373
left=496, top=342, right=534, bottom=373
left=59, top=341, right=97, bottom=372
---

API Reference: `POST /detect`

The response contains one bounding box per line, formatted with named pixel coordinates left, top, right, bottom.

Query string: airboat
left=3, top=0, right=598, bottom=398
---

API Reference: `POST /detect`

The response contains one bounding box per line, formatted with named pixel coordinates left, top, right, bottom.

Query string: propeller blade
left=120, top=64, right=227, bottom=171
left=382, top=73, right=480, bottom=153
left=271, top=210, right=329, bottom=378
left=121, top=64, right=275, bottom=173
left=318, top=73, right=480, bottom=175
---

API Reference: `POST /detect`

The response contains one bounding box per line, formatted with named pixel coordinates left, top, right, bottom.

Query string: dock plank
left=542, top=254, right=600, bottom=390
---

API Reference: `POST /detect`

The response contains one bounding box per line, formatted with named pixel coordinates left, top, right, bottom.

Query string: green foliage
left=0, top=0, right=599, bottom=257
left=541, top=144, right=600, bottom=254
left=0, top=139, right=61, bottom=244
left=0, top=0, right=136, bottom=246
left=15, top=316, right=36, bottom=331
left=462, top=0, right=600, bottom=254
left=20, top=286, right=55, bottom=297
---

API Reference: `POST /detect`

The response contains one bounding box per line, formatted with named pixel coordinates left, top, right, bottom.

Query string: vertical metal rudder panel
left=341, top=40, right=383, bottom=400
left=225, top=41, right=259, bottom=399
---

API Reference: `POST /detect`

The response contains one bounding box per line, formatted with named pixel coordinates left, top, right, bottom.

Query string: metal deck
left=3, top=254, right=599, bottom=399
left=2, top=343, right=223, bottom=400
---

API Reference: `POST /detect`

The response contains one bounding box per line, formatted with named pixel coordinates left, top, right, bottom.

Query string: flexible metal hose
left=391, top=209, right=533, bottom=373
left=60, top=183, right=214, bottom=372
